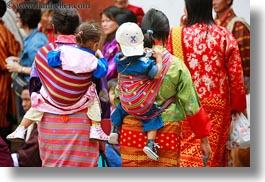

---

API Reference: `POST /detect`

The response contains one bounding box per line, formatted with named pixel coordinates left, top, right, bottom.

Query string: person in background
left=167, top=0, right=246, bottom=167
left=104, top=78, right=122, bottom=167
left=213, top=0, right=250, bottom=167
left=100, top=6, right=121, bottom=82
left=114, top=0, right=144, bottom=26
left=2, top=0, right=24, bottom=49
left=11, top=86, right=42, bottom=167
left=0, top=0, right=20, bottom=145
left=213, top=0, right=250, bottom=94
left=6, top=2, right=48, bottom=83
left=5, top=1, right=48, bottom=122
left=0, top=137, right=13, bottom=167
left=96, top=6, right=123, bottom=122
left=38, top=0, right=63, bottom=42
left=39, top=9, right=56, bottom=42
left=115, top=9, right=137, bottom=26
left=116, top=8, right=212, bottom=167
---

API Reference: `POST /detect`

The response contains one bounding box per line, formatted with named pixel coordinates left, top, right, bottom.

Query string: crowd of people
left=0, top=0, right=250, bottom=167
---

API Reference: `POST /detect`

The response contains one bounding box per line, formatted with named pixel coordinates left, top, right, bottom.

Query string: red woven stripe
left=39, top=128, right=90, bottom=135
left=38, top=157, right=97, bottom=167
left=38, top=109, right=99, bottom=167
left=119, top=51, right=171, bottom=115
left=35, top=43, right=93, bottom=106
left=35, top=57, right=90, bottom=93
left=39, top=146, right=98, bottom=156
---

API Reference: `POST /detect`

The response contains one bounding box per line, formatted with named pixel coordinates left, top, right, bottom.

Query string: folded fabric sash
left=118, top=51, right=171, bottom=117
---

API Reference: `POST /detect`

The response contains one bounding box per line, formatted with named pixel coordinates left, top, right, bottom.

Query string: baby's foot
left=89, top=124, right=109, bottom=141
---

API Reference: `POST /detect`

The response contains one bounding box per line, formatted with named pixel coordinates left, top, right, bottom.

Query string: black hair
left=141, top=8, right=170, bottom=48
left=16, top=2, right=42, bottom=29
left=100, top=6, right=121, bottom=21
left=52, top=8, right=81, bottom=35
left=184, top=0, right=214, bottom=26
left=22, top=84, right=29, bottom=91
left=0, top=0, right=6, bottom=18
left=75, top=21, right=102, bottom=48
left=116, top=9, right=137, bottom=26
left=107, top=78, right=118, bottom=90
left=100, top=6, right=121, bottom=42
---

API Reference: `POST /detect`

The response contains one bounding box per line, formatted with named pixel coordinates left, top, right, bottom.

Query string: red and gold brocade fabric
left=215, top=8, right=250, bottom=79
left=168, top=24, right=246, bottom=167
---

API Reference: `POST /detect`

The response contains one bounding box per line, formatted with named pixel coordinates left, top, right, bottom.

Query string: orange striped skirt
left=120, top=117, right=181, bottom=167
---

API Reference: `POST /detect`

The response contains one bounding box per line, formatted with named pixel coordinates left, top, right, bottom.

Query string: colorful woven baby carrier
left=34, top=42, right=93, bottom=107
left=118, top=51, right=171, bottom=119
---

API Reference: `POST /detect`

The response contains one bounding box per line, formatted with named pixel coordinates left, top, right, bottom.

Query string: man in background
left=0, top=0, right=20, bottom=146
left=10, top=86, right=42, bottom=167
left=114, top=0, right=144, bottom=25
left=213, top=0, right=250, bottom=167
left=213, top=0, right=250, bottom=94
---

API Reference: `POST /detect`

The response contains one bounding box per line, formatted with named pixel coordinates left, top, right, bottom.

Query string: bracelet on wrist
left=21, top=66, right=25, bottom=74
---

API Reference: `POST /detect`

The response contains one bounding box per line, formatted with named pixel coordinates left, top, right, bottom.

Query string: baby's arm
left=21, top=107, right=44, bottom=128
left=95, top=49, right=104, bottom=59
left=93, top=49, right=108, bottom=78
left=18, top=117, right=35, bottom=130
left=152, top=49, right=163, bottom=79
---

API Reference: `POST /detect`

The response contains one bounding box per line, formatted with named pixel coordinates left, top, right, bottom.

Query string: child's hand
left=95, top=49, right=104, bottom=58
left=152, top=48, right=163, bottom=79
left=152, top=48, right=162, bottom=62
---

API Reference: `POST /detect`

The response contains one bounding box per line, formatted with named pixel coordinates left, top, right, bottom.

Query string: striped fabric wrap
left=34, top=43, right=94, bottom=107
left=118, top=51, right=171, bottom=116
left=38, top=109, right=99, bottom=167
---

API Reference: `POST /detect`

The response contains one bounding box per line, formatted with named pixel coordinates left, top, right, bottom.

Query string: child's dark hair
left=141, top=8, right=170, bottom=48
left=107, top=78, right=118, bottom=90
left=100, top=6, right=121, bottom=21
left=116, top=9, right=137, bottom=26
left=75, top=21, right=102, bottom=48
left=16, top=2, right=42, bottom=29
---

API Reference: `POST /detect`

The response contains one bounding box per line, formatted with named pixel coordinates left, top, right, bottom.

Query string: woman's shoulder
left=168, top=55, right=186, bottom=69
left=165, top=52, right=190, bottom=76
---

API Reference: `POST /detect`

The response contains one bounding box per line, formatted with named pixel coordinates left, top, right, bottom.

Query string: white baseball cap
left=116, top=22, right=144, bottom=57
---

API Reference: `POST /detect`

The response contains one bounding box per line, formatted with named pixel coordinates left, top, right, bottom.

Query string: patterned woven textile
left=168, top=23, right=246, bottom=167
left=180, top=98, right=231, bottom=167
left=35, top=43, right=93, bottom=107
left=118, top=51, right=171, bottom=117
left=38, top=109, right=99, bottom=167
left=120, top=117, right=181, bottom=167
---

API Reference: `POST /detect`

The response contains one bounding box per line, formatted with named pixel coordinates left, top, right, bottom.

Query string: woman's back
left=178, top=23, right=244, bottom=99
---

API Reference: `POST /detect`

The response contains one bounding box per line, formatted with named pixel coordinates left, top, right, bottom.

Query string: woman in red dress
left=167, top=0, right=246, bottom=167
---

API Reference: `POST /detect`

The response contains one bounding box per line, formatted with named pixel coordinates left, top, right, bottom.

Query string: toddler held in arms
left=108, top=22, right=164, bottom=161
